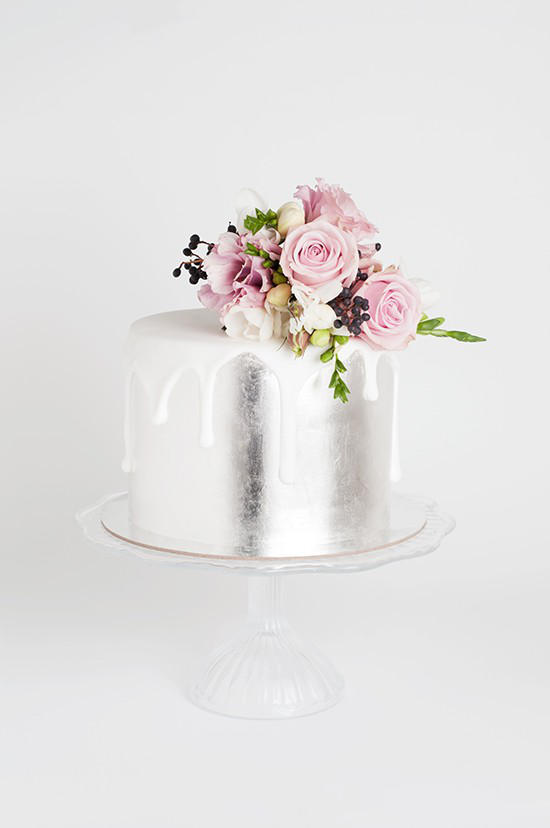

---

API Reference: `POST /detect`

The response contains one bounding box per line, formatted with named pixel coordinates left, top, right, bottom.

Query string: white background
left=2, top=1, right=549, bottom=826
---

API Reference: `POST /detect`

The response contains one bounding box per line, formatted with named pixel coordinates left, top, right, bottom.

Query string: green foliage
left=321, top=342, right=350, bottom=403
left=243, top=208, right=278, bottom=235
left=417, top=317, right=486, bottom=342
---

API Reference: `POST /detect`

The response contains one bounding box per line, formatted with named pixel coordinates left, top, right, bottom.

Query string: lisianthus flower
left=294, top=178, right=377, bottom=242
left=199, top=231, right=281, bottom=313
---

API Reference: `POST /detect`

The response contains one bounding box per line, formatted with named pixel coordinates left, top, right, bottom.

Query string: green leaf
left=245, top=242, right=261, bottom=256
left=320, top=346, right=335, bottom=362
left=439, top=329, right=486, bottom=342
left=417, top=317, right=445, bottom=332
left=335, top=357, right=346, bottom=373
left=333, top=335, right=349, bottom=345
left=421, top=327, right=486, bottom=342
left=329, top=370, right=339, bottom=389
left=338, top=377, right=350, bottom=394
left=243, top=207, right=278, bottom=235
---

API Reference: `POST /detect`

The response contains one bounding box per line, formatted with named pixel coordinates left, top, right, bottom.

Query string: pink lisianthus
left=280, top=219, right=359, bottom=303
left=353, top=267, right=422, bottom=350
left=294, top=178, right=377, bottom=242
left=198, top=231, right=281, bottom=311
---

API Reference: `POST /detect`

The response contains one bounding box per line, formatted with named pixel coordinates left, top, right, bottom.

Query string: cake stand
left=77, top=493, right=454, bottom=719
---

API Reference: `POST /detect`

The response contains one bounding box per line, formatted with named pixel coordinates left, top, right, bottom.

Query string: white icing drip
left=122, top=310, right=400, bottom=487
left=153, top=368, right=186, bottom=425
left=198, top=364, right=220, bottom=448
left=388, top=355, right=401, bottom=481
left=122, top=369, right=135, bottom=473
left=356, top=349, right=382, bottom=401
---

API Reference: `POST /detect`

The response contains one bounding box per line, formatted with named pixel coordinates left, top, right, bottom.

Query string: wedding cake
left=122, top=180, right=483, bottom=556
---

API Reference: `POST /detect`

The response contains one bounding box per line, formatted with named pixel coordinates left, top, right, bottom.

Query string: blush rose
left=280, top=219, right=359, bottom=303
left=354, top=267, right=422, bottom=350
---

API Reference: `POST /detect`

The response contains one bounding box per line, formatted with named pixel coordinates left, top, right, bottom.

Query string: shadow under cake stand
left=77, top=493, right=454, bottom=720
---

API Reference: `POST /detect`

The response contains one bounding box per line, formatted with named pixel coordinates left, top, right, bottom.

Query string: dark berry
left=353, top=296, right=362, bottom=305
left=341, top=287, right=351, bottom=299
left=189, top=274, right=199, bottom=285
left=189, top=241, right=198, bottom=250
left=334, top=319, right=343, bottom=329
left=362, top=313, right=370, bottom=322
left=172, top=268, right=181, bottom=278
left=184, top=262, right=191, bottom=270
left=227, top=224, right=237, bottom=234
left=375, top=242, right=381, bottom=251
left=359, top=271, right=368, bottom=281
left=190, top=234, right=200, bottom=245
left=183, top=247, right=192, bottom=256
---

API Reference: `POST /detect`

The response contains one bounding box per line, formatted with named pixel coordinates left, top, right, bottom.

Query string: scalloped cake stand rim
left=77, top=492, right=455, bottom=575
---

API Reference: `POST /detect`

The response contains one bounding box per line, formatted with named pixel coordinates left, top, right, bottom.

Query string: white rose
left=223, top=305, right=274, bottom=341
left=409, top=277, right=440, bottom=310
left=301, top=302, right=337, bottom=333
left=277, top=201, right=305, bottom=238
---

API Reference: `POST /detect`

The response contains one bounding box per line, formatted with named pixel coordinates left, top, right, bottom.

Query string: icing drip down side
left=122, top=310, right=401, bottom=485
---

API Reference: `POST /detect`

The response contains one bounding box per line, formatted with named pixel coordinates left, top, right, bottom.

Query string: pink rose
left=198, top=231, right=280, bottom=311
left=354, top=267, right=422, bottom=350
left=280, top=219, right=359, bottom=303
left=294, top=178, right=377, bottom=242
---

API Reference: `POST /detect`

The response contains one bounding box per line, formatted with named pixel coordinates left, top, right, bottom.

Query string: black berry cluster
left=329, top=270, right=371, bottom=336
left=172, top=233, right=214, bottom=285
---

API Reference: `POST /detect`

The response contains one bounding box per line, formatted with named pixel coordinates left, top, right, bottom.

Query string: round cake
left=119, top=179, right=484, bottom=557
left=122, top=309, right=400, bottom=556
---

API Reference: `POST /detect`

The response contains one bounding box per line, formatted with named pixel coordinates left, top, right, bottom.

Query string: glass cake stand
left=77, top=493, right=454, bottom=720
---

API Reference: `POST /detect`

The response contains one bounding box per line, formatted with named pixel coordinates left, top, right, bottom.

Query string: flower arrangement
left=172, top=179, right=485, bottom=402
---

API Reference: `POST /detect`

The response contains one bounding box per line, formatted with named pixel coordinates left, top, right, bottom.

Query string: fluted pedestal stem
left=189, top=575, right=344, bottom=719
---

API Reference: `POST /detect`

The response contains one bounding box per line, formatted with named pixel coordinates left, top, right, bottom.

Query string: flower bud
left=289, top=329, right=310, bottom=357
left=301, top=302, right=337, bottom=333
left=310, top=329, right=332, bottom=347
left=266, top=283, right=291, bottom=308
left=277, top=201, right=305, bottom=238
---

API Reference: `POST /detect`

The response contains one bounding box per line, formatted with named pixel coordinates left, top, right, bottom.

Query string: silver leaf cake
left=119, top=179, right=483, bottom=557
left=122, top=308, right=399, bottom=556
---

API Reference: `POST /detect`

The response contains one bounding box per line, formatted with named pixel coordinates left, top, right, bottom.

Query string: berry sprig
left=329, top=275, right=371, bottom=336
left=172, top=232, right=215, bottom=285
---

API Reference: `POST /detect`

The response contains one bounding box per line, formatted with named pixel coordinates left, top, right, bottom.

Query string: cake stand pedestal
left=77, top=494, right=454, bottom=720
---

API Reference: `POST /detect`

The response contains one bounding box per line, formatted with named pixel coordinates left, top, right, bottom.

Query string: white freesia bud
left=267, top=283, right=291, bottom=308
left=409, top=277, right=440, bottom=310
left=277, top=201, right=305, bottom=238
left=301, top=302, right=337, bottom=334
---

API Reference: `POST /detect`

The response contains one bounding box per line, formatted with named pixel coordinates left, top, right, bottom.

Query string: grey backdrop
left=2, top=1, right=549, bottom=826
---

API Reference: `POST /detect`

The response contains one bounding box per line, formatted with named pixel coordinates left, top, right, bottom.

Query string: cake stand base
left=77, top=493, right=454, bottom=719
left=189, top=575, right=343, bottom=719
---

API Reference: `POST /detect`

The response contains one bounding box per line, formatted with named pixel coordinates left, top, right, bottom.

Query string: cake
left=121, top=180, right=484, bottom=557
